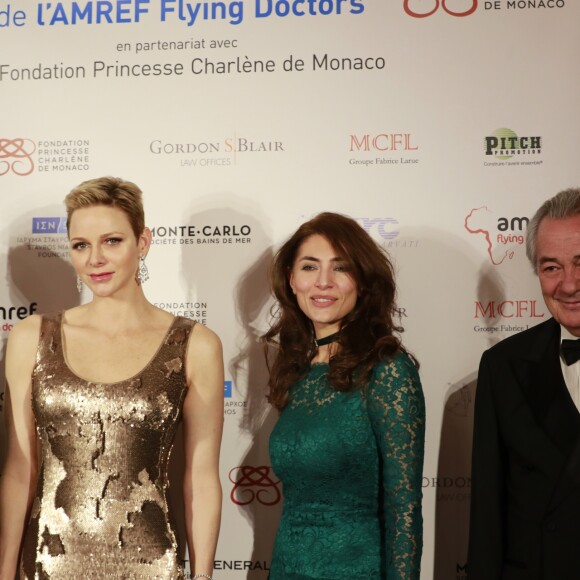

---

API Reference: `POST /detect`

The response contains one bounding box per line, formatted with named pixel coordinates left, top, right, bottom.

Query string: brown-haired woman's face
left=289, top=234, right=357, bottom=339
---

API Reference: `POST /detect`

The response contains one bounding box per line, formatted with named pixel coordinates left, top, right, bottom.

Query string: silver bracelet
left=192, top=575, right=213, bottom=580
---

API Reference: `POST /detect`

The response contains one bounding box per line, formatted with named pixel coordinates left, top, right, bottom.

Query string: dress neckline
left=58, top=311, right=178, bottom=386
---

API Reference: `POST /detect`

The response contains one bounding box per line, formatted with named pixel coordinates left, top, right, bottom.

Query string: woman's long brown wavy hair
left=263, top=212, right=414, bottom=410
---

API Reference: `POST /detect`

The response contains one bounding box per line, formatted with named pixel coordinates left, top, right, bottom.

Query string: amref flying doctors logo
left=404, top=0, right=477, bottom=17
left=464, top=206, right=528, bottom=265
left=0, top=138, right=36, bottom=176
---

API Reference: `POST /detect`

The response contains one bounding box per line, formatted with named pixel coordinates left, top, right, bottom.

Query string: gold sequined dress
left=20, top=312, right=195, bottom=579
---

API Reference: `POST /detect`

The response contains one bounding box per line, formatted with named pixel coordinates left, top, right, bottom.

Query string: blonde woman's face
left=69, top=205, right=148, bottom=298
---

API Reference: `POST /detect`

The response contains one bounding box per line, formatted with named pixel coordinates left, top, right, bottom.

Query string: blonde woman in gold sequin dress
left=0, top=177, right=224, bottom=580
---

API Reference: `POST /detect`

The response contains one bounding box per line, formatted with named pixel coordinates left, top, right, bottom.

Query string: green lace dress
left=269, top=353, right=425, bottom=580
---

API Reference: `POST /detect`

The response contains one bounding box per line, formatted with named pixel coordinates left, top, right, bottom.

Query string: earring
left=76, top=276, right=83, bottom=293
left=137, top=255, right=149, bottom=285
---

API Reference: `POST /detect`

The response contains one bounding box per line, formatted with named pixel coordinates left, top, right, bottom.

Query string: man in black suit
left=468, top=188, right=580, bottom=579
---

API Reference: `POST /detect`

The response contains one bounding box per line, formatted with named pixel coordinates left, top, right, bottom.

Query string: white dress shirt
left=559, top=325, right=580, bottom=413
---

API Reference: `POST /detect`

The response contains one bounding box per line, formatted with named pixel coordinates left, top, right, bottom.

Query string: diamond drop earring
left=137, top=255, right=149, bottom=285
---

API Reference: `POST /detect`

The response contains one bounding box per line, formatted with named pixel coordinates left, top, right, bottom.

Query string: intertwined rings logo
left=404, top=0, right=477, bottom=17
left=229, top=465, right=281, bottom=506
left=0, top=138, right=36, bottom=176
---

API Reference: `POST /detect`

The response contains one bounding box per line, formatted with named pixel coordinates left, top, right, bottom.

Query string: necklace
left=314, top=330, right=341, bottom=348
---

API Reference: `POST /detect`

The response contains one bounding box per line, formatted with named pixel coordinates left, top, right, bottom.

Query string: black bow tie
left=561, top=339, right=580, bottom=365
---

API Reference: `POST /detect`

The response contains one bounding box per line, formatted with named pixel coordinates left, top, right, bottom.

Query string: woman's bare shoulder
left=6, top=314, right=43, bottom=380
left=188, top=322, right=222, bottom=355
left=7, top=313, right=42, bottom=346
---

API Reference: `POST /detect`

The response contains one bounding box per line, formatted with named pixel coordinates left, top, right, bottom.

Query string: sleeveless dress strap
left=34, top=311, right=64, bottom=368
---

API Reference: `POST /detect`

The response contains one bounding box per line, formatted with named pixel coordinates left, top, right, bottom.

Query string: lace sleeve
left=367, top=353, right=425, bottom=579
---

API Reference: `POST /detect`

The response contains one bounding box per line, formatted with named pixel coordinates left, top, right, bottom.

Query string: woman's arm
left=367, top=353, right=425, bottom=580
left=182, top=322, right=224, bottom=577
left=0, top=315, right=41, bottom=579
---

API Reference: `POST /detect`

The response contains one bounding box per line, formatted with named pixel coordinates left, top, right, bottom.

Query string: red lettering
left=475, top=301, right=495, bottom=318
left=497, top=301, right=514, bottom=318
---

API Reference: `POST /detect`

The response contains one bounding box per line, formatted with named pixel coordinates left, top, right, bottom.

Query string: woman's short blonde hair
left=65, top=176, right=145, bottom=239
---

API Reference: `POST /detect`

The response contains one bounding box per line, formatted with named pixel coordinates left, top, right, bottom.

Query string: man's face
left=536, top=215, right=580, bottom=336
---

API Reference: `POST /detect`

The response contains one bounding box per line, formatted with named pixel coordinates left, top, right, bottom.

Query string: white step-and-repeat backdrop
left=1, top=1, right=579, bottom=578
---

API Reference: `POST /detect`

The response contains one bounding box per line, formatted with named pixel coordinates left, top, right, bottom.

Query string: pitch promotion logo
left=0, top=138, right=36, bottom=176
left=404, top=0, right=478, bottom=18
left=483, top=128, right=542, bottom=165
left=229, top=465, right=282, bottom=506
left=349, top=132, right=420, bottom=166
left=150, top=135, right=285, bottom=168
left=464, top=206, right=528, bottom=265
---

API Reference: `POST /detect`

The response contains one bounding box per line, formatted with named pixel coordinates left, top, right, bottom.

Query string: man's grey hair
left=526, top=187, right=580, bottom=269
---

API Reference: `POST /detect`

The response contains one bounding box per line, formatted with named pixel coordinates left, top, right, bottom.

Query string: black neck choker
left=314, top=331, right=341, bottom=348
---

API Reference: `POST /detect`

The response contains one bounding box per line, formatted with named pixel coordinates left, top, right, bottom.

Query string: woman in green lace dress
left=263, top=212, right=425, bottom=580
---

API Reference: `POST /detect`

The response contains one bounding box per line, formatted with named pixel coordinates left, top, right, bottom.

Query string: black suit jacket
left=468, top=318, right=580, bottom=580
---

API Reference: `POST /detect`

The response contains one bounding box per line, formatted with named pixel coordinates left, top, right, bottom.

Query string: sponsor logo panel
left=222, top=379, right=248, bottom=417
left=483, top=128, right=542, bottom=167
left=348, top=132, right=420, bottom=167
left=212, top=560, right=271, bottom=572
left=153, top=301, right=209, bottom=324
left=0, top=138, right=36, bottom=176
left=0, top=302, right=38, bottom=333
left=229, top=465, right=282, bottom=506
left=181, top=559, right=272, bottom=577
left=473, top=299, right=544, bottom=334
left=423, top=474, right=471, bottom=502
left=464, top=206, right=528, bottom=265
left=0, top=138, right=91, bottom=176
left=150, top=223, right=253, bottom=246
left=355, top=216, right=420, bottom=250
left=403, top=0, right=565, bottom=18
left=149, top=135, right=285, bottom=169
left=15, top=218, right=70, bottom=259
left=465, top=207, right=546, bottom=335
left=404, top=0, right=477, bottom=17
